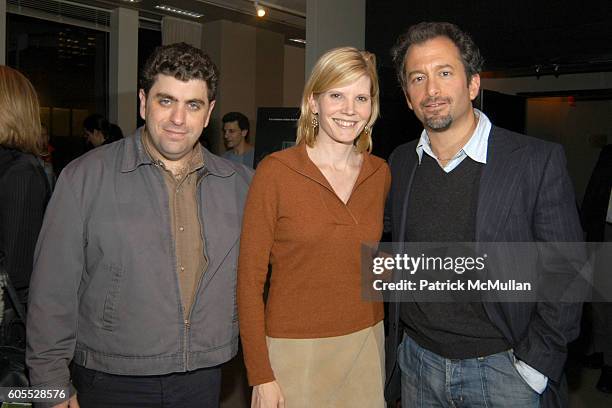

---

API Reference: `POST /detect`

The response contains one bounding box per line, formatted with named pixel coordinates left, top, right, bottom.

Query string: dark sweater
left=400, top=154, right=508, bottom=359
left=0, top=147, right=50, bottom=289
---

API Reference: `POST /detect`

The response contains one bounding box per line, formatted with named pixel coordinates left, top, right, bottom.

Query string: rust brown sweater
left=237, top=144, right=391, bottom=386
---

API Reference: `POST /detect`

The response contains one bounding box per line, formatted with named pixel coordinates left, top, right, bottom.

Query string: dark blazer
left=0, top=147, right=50, bottom=289
left=384, top=126, right=585, bottom=408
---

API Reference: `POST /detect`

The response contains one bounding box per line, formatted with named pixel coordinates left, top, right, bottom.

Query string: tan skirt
left=266, top=321, right=385, bottom=408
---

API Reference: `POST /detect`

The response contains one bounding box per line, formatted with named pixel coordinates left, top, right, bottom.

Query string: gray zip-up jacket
left=26, top=129, right=252, bottom=392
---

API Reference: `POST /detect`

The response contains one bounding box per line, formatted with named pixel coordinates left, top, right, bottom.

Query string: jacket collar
left=121, top=127, right=235, bottom=178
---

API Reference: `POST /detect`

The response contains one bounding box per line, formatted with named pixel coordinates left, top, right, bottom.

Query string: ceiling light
left=155, top=4, right=204, bottom=19
left=255, top=1, right=266, bottom=17
left=288, top=38, right=306, bottom=45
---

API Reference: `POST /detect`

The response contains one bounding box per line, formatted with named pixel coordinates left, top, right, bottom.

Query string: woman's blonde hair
left=296, top=47, right=380, bottom=153
left=0, top=66, right=44, bottom=155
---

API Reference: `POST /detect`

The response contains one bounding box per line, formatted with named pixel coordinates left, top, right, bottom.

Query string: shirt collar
left=141, top=128, right=205, bottom=176
left=416, top=108, right=492, bottom=165
left=121, top=127, right=236, bottom=178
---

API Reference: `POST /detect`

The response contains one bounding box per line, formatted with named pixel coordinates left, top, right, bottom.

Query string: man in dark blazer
left=384, top=22, right=584, bottom=408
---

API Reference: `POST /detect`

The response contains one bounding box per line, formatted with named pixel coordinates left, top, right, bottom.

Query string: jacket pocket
left=101, top=263, right=123, bottom=331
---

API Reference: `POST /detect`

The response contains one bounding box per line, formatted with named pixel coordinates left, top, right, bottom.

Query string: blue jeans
left=398, top=335, right=540, bottom=408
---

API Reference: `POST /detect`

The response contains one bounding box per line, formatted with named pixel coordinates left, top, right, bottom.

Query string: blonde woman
left=238, top=47, right=390, bottom=407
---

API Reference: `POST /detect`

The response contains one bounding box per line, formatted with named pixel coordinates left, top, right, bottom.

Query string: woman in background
left=238, top=47, right=390, bottom=407
left=83, top=114, right=123, bottom=149
left=0, top=66, right=50, bottom=305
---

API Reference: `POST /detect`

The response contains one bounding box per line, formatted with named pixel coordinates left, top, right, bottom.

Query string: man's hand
left=52, top=395, right=79, bottom=408
left=251, top=380, right=285, bottom=408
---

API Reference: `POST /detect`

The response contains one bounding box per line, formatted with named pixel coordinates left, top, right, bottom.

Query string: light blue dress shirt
left=414, top=108, right=548, bottom=394
left=416, top=109, right=491, bottom=173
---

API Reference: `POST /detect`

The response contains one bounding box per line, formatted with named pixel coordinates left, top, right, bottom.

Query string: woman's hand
left=251, top=380, right=285, bottom=408
left=52, top=395, right=79, bottom=408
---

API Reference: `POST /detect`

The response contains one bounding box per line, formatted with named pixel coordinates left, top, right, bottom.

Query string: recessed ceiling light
left=155, top=4, right=204, bottom=19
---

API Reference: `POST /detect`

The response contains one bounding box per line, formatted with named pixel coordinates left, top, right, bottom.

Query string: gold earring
left=363, top=126, right=371, bottom=136
left=311, top=113, right=319, bottom=129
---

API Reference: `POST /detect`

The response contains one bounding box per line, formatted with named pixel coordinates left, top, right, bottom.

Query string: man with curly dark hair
left=27, top=42, right=252, bottom=408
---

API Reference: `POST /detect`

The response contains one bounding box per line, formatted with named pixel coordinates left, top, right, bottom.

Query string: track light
left=255, top=1, right=266, bottom=17
left=155, top=5, right=203, bottom=19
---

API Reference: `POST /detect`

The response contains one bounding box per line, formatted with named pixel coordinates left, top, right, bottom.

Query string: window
left=7, top=13, right=109, bottom=136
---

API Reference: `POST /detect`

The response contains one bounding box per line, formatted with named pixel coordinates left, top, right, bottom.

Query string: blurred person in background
left=83, top=114, right=123, bottom=150
left=222, top=111, right=254, bottom=168
left=38, top=124, right=56, bottom=191
left=0, top=65, right=50, bottom=308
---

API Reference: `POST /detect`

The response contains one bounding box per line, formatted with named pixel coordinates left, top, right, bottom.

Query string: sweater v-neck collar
left=274, top=143, right=383, bottom=201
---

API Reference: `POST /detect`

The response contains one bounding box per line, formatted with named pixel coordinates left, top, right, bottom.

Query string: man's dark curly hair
left=222, top=112, right=250, bottom=132
left=140, top=42, right=219, bottom=101
left=391, top=22, right=484, bottom=91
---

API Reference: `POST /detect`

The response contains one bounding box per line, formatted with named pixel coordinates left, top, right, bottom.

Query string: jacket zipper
left=183, top=169, right=210, bottom=371
left=183, top=319, right=191, bottom=370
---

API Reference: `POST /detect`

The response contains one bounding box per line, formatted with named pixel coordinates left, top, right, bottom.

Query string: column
left=305, top=0, right=366, bottom=76
left=109, top=7, right=138, bottom=135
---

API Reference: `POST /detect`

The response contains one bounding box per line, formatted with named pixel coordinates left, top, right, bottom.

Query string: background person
left=82, top=114, right=122, bottom=150
left=0, top=65, right=50, bottom=305
left=38, top=124, right=56, bottom=191
left=238, top=47, right=390, bottom=408
left=222, top=111, right=254, bottom=168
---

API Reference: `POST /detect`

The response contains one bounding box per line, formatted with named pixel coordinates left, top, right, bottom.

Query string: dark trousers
left=71, top=364, right=222, bottom=408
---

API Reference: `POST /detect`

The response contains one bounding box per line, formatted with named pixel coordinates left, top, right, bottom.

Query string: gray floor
left=569, top=367, right=612, bottom=408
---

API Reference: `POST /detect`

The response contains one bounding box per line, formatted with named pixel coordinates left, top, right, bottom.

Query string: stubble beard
left=421, top=97, right=453, bottom=132
left=425, top=114, right=453, bottom=132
